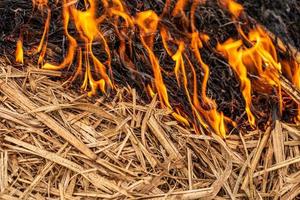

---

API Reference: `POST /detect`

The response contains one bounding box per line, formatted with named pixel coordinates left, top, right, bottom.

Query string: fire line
left=15, top=0, right=300, bottom=137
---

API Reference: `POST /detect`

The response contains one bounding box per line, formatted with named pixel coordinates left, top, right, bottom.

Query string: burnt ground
left=0, top=0, right=299, bottom=131
left=240, top=0, right=300, bottom=49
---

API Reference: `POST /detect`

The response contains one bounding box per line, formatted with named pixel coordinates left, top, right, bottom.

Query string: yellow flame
left=43, top=0, right=113, bottom=95
left=15, top=38, right=24, bottom=64
left=135, top=10, right=171, bottom=108
left=161, top=21, right=227, bottom=136
left=217, top=39, right=255, bottom=126
left=172, top=111, right=190, bottom=126
left=218, top=0, right=293, bottom=124
left=294, top=64, right=300, bottom=122
left=220, top=0, right=244, bottom=18
left=32, top=0, right=48, bottom=9
left=31, top=0, right=51, bottom=64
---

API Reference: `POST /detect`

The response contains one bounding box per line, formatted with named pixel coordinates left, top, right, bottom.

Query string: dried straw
left=0, top=59, right=300, bottom=199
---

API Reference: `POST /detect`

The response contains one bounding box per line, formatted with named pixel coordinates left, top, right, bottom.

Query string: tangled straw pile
left=0, top=59, right=300, bottom=199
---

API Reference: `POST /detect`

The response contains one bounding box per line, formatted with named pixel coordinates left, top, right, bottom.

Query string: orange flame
left=218, top=0, right=298, bottom=124
left=217, top=39, right=255, bottom=126
left=32, top=0, right=51, bottom=64
left=161, top=18, right=227, bottom=136
left=135, top=10, right=171, bottom=109
left=43, top=0, right=113, bottom=95
left=294, top=63, right=300, bottom=122
left=15, top=37, right=24, bottom=64
left=220, top=0, right=244, bottom=18
left=172, top=0, right=188, bottom=16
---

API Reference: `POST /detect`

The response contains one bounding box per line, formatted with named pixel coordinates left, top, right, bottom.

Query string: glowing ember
left=14, top=0, right=300, bottom=137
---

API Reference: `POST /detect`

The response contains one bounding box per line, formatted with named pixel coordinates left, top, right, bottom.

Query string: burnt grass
left=240, top=0, right=300, bottom=49
left=0, top=0, right=299, bottom=132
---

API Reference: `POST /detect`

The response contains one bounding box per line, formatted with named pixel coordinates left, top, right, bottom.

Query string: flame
left=172, top=0, right=188, bottom=16
left=218, top=0, right=299, bottom=124
left=172, top=111, right=190, bottom=126
left=107, top=0, right=134, bottom=27
left=294, top=63, right=300, bottom=121
left=217, top=39, right=255, bottom=126
left=15, top=37, right=24, bottom=64
left=147, top=84, right=156, bottom=99
left=43, top=0, right=113, bottom=95
left=32, top=0, right=48, bottom=9
left=61, top=0, right=225, bottom=136
left=32, top=0, right=51, bottom=64
left=220, top=0, right=243, bottom=18
left=43, top=0, right=77, bottom=70
left=135, top=10, right=171, bottom=109
left=293, top=64, right=300, bottom=121
left=161, top=15, right=227, bottom=136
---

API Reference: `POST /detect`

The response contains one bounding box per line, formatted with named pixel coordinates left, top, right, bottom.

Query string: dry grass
left=0, top=58, right=300, bottom=199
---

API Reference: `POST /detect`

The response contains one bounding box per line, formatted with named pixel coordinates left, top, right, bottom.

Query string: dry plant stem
left=0, top=79, right=97, bottom=160
left=280, top=75, right=300, bottom=104
left=19, top=142, right=69, bottom=199
left=253, top=155, right=300, bottom=177
left=3, top=136, right=130, bottom=197
left=272, top=121, right=286, bottom=189
left=136, top=187, right=213, bottom=199
left=147, top=116, right=181, bottom=160
left=1, top=59, right=300, bottom=198
left=0, top=151, right=8, bottom=193
left=123, top=124, right=158, bottom=168
left=241, top=126, right=272, bottom=199
left=208, top=157, right=233, bottom=200
left=187, top=147, right=193, bottom=190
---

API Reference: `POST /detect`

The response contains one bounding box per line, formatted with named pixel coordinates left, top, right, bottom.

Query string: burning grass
left=1, top=0, right=299, bottom=137
left=0, top=0, right=300, bottom=199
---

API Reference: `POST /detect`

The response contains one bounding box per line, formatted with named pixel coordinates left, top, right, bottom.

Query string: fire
left=43, top=0, right=113, bottom=96
left=218, top=0, right=290, bottom=125
left=32, top=0, right=48, bottom=9
left=160, top=13, right=227, bottom=136
left=220, top=0, right=244, bottom=18
left=172, top=0, right=188, bottom=16
left=32, top=0, right=51, bottom=65
left=217, top=39, right=255, bottom=126
left=15, top=37, right=24, bottom=64
left=135, top=10, right=171, bottom=109
left=14, top=0, right=300, bottom=136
